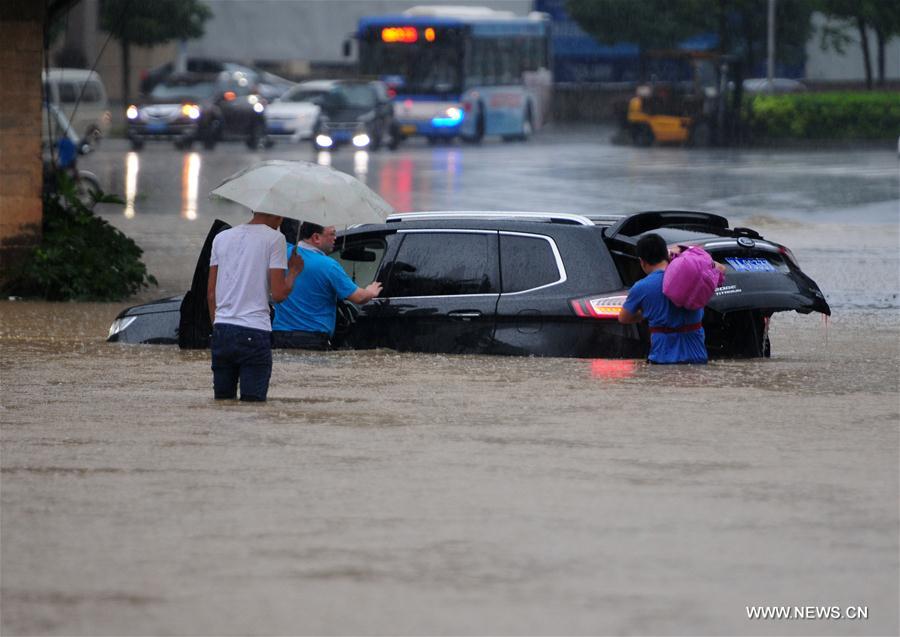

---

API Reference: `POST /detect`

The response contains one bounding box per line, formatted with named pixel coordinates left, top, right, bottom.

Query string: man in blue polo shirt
left=273, top=222, right=382, bottom=350
left=618, top=233, right=708, bottom=364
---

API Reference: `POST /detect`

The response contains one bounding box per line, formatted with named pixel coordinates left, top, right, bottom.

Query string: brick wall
left=0, top=2, right=45, bottom=277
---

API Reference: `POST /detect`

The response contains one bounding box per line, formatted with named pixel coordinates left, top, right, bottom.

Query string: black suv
left=126, top=72, right=268, bottom=150
left=312, top=80, right=398, bottom=151
left=108, top=211, right=830, bottom=358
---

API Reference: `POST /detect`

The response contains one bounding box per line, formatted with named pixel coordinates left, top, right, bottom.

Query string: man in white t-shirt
left=207, top=212, right=304, bottom=401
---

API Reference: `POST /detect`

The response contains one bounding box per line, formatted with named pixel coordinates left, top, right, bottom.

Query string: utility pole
left=767, top=0, right=776, bottom=92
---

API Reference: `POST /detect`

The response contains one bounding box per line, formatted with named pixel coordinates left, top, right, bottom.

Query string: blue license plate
left=147, top=122, right=168, bottom=132
left=726, top=257, right=776, bottom=272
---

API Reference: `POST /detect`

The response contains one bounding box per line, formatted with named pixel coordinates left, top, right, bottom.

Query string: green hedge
left=745, top=91, right=900, bottom=140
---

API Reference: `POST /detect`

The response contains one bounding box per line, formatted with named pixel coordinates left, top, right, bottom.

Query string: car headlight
left=126, top=105, right=139, bottom=120
left=253, top=102, right=265, bottom=113
left=431, top=106, right=464, bottom=127
left=352, top=133, right=370, bottom=148
left=108, top=315, right=136, bottom=338
left=315, top=134, right=333, bottom=148
left=181, top=104, right=201, bottom=119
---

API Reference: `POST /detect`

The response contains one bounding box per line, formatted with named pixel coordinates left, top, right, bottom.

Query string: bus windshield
left=361, top=42, right=463, bottom=95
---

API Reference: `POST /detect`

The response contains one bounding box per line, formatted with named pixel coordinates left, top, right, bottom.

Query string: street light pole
left=767, top=0, right=776, bottom=92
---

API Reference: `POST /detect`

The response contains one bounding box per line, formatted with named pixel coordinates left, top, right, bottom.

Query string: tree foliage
left=567, top=0, right=816, bottom=74
left=817, top=0, right=900, bottom=88
left=3, top=174, right=157, bottom=301
left=99, top=0, right=212, bottom=46
left=98, top=0, right=212, bottom=102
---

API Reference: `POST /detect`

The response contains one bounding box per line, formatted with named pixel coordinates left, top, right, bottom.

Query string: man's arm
left=207, top=266, right=218, bottom=325
left=270, top=250, right=304, bottom=302
left=618, top=306, right=643, bottom=324
left=346, top=281, right=383, bottom=305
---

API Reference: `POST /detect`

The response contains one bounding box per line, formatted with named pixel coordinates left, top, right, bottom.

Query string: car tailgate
left=701, top=238, right=830, bottom=315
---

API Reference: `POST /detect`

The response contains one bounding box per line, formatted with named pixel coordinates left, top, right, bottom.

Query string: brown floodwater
left=1, top=300, right=897, bottom=635
left=2, top=133, right=898, bottom=634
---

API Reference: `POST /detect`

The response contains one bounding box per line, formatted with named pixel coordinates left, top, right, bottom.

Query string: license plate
left=147, top=121, right=167, bottom=132
left=401, top=124, right=417, bottom=135
left=726, top=257, right=776, bottom=272
left=268, top=121, right=285, bottom=131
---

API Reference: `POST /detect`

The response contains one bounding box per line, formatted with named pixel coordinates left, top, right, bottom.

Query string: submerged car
left=108, top=211, right=830, bottom=358
left=126, top=72, right=268, bottom=150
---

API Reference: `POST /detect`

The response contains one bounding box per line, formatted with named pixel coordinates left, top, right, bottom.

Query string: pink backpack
left=662, top=246, right=725, bottom=310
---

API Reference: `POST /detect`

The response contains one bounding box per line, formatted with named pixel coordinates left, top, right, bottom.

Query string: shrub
left=745, top=91, right=900, bottom=141
left=3, top=173, right=157, bottom=301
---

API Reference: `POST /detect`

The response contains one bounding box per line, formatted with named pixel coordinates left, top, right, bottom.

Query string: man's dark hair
left=636, top=233, right=668, bottom=265
left=299, top=221, right=325, bottom=240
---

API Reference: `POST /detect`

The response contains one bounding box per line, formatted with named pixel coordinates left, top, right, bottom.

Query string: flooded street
left=2, top=128, right=898, bottom=634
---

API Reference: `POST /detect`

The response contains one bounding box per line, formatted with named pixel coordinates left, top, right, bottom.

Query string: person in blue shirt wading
left=273, top=222, right=382, bottom=350
left=618, top=233, right=709, bottom=364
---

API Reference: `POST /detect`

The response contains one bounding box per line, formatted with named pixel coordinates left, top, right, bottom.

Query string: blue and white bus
left=354, top=6, right=552, bottom=143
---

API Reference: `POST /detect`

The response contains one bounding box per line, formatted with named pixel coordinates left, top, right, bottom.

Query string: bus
left=354, top=6, right=552, bottom=143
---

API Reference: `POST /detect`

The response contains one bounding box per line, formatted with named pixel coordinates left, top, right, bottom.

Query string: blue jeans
left=210, top=323, right=272, bottom=401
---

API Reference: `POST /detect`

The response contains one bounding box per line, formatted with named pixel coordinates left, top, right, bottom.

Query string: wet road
left=2, top=128, right=898, bottom=635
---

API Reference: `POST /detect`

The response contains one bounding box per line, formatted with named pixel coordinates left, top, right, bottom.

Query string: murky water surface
left=2, top=130, right=898, bottom=635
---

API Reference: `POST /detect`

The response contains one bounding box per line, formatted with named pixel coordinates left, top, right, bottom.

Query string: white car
left=264, top=80, right=332, bottom=143
left=43, top=68, right=112, bottom=144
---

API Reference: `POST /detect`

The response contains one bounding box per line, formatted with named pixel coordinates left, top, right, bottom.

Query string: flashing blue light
left=431, top=108, right=464, bottom=128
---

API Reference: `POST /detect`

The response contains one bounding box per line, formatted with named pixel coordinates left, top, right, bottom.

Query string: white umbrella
left=209, top=159, right=394, bottom=226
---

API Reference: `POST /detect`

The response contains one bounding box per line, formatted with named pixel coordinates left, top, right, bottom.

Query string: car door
left=369, top=229, right=500, bottom=354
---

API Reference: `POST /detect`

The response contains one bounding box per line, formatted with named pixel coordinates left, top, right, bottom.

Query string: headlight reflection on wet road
left=182, top=152, right=201, bottom=220
left=124, top=151, right=139, bottom=218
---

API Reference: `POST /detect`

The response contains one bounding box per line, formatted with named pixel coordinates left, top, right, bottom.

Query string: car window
left=151, top=81, right=217, bottom=100
left=57, top=82, right=78, bottom=103
left=331, top=84, right=377, bottom=110
left=385, top=232, right=498, bottom=297
left=330, top=238, right=386, bottom=287
left=81, top=81, right=102, bottom=103
left=500, top=233, right=561, bottom=293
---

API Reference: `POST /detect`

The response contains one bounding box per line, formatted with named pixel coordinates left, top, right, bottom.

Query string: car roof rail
left=385, top=211, right=596, bottom=225
left=585, top=214, right=627, bottom=226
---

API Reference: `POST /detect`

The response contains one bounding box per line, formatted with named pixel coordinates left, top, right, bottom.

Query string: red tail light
left=387, top=87, right=397, bottom=99
left=779, top=245, right=799, bottom=267
left=570, top=294, right=627, bottom=319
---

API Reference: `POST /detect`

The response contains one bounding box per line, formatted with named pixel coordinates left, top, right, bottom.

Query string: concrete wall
left=0, top=1, right=45, bottom=274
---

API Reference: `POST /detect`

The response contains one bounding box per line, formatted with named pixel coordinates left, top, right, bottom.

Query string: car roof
left=43, top=68, right=102, bottom=81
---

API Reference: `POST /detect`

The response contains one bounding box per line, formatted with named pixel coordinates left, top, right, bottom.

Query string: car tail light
left=779, top=245, right=799, bottom=267
left=570, top=294, right=627, bottom=319
left=463, top=101, right=472, bottom=112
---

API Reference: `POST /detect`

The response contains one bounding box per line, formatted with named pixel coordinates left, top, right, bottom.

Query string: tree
left=567, top=0, right=816, bottom=77
left=818, top=0, right=900, bottom=88
left=99, top=0, right=212, bottom=104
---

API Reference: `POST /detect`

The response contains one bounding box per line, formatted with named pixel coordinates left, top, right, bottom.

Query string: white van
left=42, top=68, right=112, bottom=144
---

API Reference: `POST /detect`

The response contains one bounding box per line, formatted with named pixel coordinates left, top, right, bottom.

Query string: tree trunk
left=120, top=36, right=131, bottom=105
left=855, top=15, right=872, bottom=90
left=874, top=27, right=886, bottom=87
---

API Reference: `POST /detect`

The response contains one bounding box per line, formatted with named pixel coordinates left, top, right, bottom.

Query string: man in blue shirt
left=273, top=222, right=382, bottom=350
left=618, top=233, right=708, bottom=364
